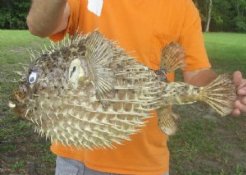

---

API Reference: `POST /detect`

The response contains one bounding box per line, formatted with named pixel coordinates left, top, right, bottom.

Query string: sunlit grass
left=204, top=32, right=246, bottom=74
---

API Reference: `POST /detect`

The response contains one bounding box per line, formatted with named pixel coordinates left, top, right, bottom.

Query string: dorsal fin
left=84, top=31, right=116, bottom=100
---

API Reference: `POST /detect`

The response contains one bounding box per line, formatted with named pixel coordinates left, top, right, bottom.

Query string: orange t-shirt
left=50, top=0, right=211, bottom=174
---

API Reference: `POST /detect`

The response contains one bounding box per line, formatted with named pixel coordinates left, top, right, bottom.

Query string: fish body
left=10, top=31, right=236, bottom=149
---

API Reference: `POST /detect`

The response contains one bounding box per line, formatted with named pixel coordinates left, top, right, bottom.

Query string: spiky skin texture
left=11, top=31, right=236, bottom=149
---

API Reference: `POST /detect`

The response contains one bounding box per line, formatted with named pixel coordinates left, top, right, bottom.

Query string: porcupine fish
left=9, top=31, right=236, bottom=149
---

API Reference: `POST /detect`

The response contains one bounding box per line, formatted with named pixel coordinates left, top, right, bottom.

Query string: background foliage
left=0, top=0, right=245, bottom=32
left=0, top=0, right=30, bottom=29
left=194, top=0, right=246, bottom=32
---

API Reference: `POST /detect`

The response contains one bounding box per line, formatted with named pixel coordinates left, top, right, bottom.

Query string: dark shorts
left=55, top=156, right=169, bottom=175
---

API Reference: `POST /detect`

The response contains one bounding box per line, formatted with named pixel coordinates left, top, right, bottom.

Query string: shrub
left=0, top=0, right=30, bottom=29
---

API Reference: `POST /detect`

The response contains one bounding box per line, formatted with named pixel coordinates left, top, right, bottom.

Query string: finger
left=232, top=108, right=241, bottom=116
left=235, top=100, right=246, bottom=113
left=232, top=100, right=241, bottom=116
left=238, top=88, right=246, bottom=95
left=241, top=96, right=246, bottom=105
left=238, top=79, right=246, bottom=91
left=237, top=81, right=246, bottom=97
left=233, top=71, right=242, bottom=87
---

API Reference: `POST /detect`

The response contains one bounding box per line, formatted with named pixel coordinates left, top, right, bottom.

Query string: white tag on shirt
left=87, top=0, right=104, bottom=16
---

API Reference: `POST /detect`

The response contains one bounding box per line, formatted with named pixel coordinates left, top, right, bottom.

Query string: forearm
left=183, top=69, right=217, bottom=86
left=27, top=0, right=68, bottom=37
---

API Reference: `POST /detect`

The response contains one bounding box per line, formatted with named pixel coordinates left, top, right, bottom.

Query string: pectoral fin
left=85, top=32, right=116, bottom=103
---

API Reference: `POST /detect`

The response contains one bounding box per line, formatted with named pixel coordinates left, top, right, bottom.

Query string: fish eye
left=70, top=66, right=77, bottom=78
left=68, top=59, right=85, bottom=88
left=28, top=71, right=38, bottom=84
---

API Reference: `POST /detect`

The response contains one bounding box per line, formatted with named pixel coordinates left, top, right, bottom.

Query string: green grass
left=204, top=32, right=246, bottom=74
left=0, top=30, right=246, bottom=174
left=0, top=30, right=48, bottom=63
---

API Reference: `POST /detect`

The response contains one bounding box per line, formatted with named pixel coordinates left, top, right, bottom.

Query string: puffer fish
left=9, top=31, right=236, bottom=149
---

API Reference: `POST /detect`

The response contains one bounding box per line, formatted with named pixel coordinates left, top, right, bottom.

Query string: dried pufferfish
left=9, top=31, right=236, bottom=149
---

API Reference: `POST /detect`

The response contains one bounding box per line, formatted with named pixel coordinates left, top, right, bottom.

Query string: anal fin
left=157, top=106, right=180, bottom=136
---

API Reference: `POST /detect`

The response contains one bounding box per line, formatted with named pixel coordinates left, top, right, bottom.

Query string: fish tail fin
left=157, top=107, right=180, bottom=136
left=199, top=74, right=236, bottom=116
left=160, top=42, right=185, bottom=73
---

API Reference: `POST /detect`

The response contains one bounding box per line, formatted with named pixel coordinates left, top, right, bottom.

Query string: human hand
left=232, top=71, right=246, bottom=116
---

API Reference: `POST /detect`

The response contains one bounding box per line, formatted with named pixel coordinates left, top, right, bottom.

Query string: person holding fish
left=25, top=0, right=246, bottom=175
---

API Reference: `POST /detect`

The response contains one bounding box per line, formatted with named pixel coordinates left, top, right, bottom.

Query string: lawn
left=0, top=30, right=246, bottom=175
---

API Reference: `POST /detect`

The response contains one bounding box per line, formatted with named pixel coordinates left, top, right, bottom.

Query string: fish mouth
left=8, top=101, right=16, bottom=108
left=9, top=90, right=28, bottom=118
left=10, top=90, right=26, bottom=106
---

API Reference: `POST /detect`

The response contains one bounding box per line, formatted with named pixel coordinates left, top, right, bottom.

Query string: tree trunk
left=205, top=0, right=213, bottom=32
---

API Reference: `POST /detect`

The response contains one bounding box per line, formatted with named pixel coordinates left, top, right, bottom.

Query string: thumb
left=233, top=71, right=242, bottom=87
